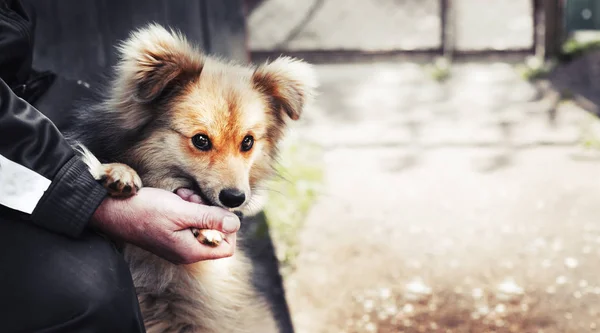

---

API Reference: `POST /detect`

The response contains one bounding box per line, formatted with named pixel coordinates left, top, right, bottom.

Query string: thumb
left=178, top=201, right=240, bottom=234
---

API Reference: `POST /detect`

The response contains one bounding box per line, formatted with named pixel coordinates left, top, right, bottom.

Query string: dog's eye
left=192, top=134, right=212, bottom=151
left=241, top=135, right=254, bottom=152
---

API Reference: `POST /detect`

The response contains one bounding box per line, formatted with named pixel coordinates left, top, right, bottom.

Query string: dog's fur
left=67, top=24, right=316, bottom=333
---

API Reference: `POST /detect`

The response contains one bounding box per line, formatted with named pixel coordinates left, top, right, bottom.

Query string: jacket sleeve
left=0, top=77, right=107, bottom=237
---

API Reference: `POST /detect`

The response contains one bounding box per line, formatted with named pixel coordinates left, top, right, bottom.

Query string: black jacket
left=0, top=0, right=107, bottom=237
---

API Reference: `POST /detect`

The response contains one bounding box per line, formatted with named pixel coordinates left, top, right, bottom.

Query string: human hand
left=90, top=187, right=240, bottom=264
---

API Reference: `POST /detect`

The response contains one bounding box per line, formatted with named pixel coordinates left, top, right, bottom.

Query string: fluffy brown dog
left=68, top=24, right=316, bottom=333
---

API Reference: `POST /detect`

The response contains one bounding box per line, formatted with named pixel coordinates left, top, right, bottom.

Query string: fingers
left=174, top=231, right=237, bottom=264
left=174, top=189, right=239, bottom=233
left=175, top=188, right=204, bottom=204
left=170, top=199, right=240, bottom=264
left=196, top=232, right=237, bottom=260
left=223, top=231, right=237, bottom=250
left=175, top=188, right=194, bottom=200
left=132, top=187, right=241, bottom=264
left=177, top=202, right=240, bottom=234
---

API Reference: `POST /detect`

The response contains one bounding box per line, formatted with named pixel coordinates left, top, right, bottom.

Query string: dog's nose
left=218, top=188, right=246, bottom=208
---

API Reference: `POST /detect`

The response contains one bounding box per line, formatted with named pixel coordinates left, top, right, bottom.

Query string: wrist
left=89, top=196, right=122, bottom=235
left=89, top=197, right=109, bottom=229
left=89, top=195, right=144, bottom=245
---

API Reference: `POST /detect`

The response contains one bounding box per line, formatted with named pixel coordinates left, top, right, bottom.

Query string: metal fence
left=248, top=0, right=537, bottom=54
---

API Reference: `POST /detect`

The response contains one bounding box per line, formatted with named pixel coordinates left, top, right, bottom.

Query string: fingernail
left=222, top=215, right=240, bottom=233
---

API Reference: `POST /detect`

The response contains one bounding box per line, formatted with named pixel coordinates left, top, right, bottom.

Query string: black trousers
left=0, top=217, right=146, bottom=333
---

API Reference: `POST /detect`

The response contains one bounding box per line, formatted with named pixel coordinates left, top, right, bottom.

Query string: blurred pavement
left=283, top=62, right=600, bottom=333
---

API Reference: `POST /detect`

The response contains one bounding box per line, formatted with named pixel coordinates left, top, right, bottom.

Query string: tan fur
left=84, top=24, right=317, bottom=332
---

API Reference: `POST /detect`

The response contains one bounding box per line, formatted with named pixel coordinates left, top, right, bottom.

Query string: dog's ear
left=252, top=57, right=317, bottom=121
left=116, top=24, right=204, bottom=104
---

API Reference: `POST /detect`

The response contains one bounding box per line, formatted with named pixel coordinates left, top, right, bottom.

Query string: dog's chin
left=174, top=187, right=245, bottom=220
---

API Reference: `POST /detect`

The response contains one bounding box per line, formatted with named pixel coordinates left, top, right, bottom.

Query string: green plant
left=562, top=37, right=600, bottom=58
left=262, top=136, right=324, bottom=275
left=579, top=111, right=600, bottom=151
left=515, top=55, right=556, bottom=81
left=424, top=57, right=451, bottom=82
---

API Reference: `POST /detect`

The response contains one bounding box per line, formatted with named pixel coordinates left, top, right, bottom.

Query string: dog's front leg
left=74, top=143, right=142, bottom=198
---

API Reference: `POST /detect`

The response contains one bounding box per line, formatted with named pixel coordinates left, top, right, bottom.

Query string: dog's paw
left=191, top=228, right=224, bottom=247
left=99, top=163, right=142, bottom=198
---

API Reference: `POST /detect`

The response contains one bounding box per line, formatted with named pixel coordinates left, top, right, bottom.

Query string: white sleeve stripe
left=0, top=154, right=51, bottom=214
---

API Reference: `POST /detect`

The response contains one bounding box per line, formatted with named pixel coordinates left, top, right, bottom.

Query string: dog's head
left=108, top=24, right=317, bottom=214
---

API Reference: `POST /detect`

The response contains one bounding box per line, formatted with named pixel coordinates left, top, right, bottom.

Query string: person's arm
left=0, top=0, right=105, bottom=237
left=0, top=77, right=108, bottom=237
left=0, top=0, right=240, bottom=263
left=0, top=77, right=241, bottom=262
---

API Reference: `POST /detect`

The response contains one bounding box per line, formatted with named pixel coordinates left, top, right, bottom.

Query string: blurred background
left=24, top=0, right=600, bottom=332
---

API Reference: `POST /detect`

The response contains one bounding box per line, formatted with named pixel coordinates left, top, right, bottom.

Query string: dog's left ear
left=116, top=24, right=204, bottom=104
left=252, top=57, right=317, bottom=121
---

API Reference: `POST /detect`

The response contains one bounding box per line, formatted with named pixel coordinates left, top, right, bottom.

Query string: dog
left=67, top=23, right=316, bottom=333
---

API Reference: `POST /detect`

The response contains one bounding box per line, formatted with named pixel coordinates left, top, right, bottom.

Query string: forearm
left=0, top=78, right=107, bottom=237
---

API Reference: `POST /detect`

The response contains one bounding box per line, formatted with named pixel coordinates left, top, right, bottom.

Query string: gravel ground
left=278, top=61, right=600, bottom=333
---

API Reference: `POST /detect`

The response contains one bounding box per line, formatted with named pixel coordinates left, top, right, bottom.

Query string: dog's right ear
left=115, top=24, right=204, bottom=104
left=252, top=56, right=317, bottom=122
